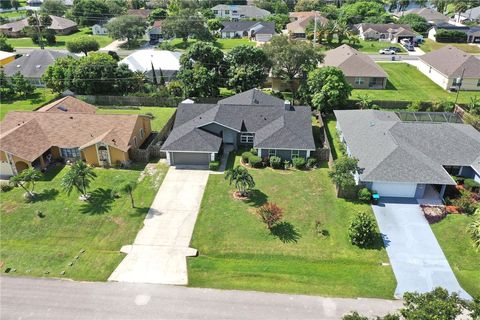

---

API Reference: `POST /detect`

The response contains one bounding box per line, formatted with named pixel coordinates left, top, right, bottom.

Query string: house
left=322, top=45, right=388, bottom=89
left=161, top=89, right=315, bottom=166
left=148, top=20, right=163, bottom=43
left=36, top=96, right=97, bottom=114
left=220, top=21, right=275, bottom=42
left=0, top=107, right=152, bottom=177
left=0, top=50, right=15, bottom=66
left=0, top=15, right=77, bottom=38
left=2, top=49, right=75, bottom=87
left=417, top=46, right=480, bottom=91
left=455, top=5, right=480, bottom=23
left=394, top=8, right=450, bottom=25
left=287, top=11, right=329, bottom=39
left=467, top=27, right=480, bottom=43
left=92, top=21, right=109, bottom=36
left=427, top=23, right=470, bottom=42
left=211, top=4, right=270, bottom=20
left=119, top=50, right=181, bottom=83
left=334, top=109, right=480, bottom=199
left=126, top=9, right=151, bottom=20
left=356, top=23, right=416, bottom=43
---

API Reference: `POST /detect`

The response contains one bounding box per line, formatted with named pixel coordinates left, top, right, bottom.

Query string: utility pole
left=33, top=11, right=44, bottom=50
left=454, top=67, right=466, bottom=105
left=313, top=12, right=317, bottom=47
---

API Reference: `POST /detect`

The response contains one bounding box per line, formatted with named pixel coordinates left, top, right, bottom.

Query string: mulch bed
left=232, top=191, right=250, bottom=200
left=420, top=205, right=447, bottom=224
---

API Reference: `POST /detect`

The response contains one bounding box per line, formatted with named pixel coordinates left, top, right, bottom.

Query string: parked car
left=379, top=48, right=396, bottom=55
left=400, top=38, right=411, bottom=45
left=403, top=43, right=415, bottom=51
left=387, top=46, right=401, bottom=53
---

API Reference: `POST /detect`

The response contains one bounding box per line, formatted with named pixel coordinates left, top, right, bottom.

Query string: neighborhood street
left=0, top=276, right=403, bottom=320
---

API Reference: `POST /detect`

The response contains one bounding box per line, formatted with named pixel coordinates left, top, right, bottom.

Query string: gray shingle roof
left=3, top=49, right=74, bottom=78
left=419, top=46, right=480, bottom=78
left=400, top=8, right=449, bottom=22
left=162, top=89, right=315, bottom=152
left=211, top=4, right=270, bottom=17
left=334, top=110, right=480, bottom=185
left=221, top=21, right=275, bottom=35
left=0, top=15, right=76, bottom=33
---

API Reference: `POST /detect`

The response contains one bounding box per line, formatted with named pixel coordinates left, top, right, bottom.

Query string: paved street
left=0, top=276, right=403, bottom=320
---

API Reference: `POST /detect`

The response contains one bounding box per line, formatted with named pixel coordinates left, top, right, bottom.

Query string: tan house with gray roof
left=356, top=23, right=416, bottom=43
left=0, top=15, right=77, bottom=37
left=287, top=11, right=328, bottom=39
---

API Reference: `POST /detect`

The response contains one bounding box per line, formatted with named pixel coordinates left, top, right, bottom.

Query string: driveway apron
left=109, top=166, right=210, bottom=285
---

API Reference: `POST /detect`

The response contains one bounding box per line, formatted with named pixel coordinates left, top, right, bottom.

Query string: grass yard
left=351, top=63, right=480, bottom=103
left=324, top=116, right=344, bottom=161
left=188, top=155, right=396, bottom=298
left=0, top=163, right=169, bottom=281
left=420, top=39, right=480, bottom=54
left=0, top=10, right=27, bottom=19
left=320, top=40, right=405, bottom=54
left=96, top=107, right=176, bottom=131
left=0, top=88, right=58, bottom=120
left=431, top=215, right=480, bottom=298
left=168, top=38, right=254, bottom=51
left=6, top=27, right=114, bottom=49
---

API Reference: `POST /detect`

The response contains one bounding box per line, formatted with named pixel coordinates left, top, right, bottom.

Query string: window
left=452, top=78, right=462, bottom=86
left=355, top=77, right=364, bottom=85
left=240, top=132, right=254, bottom=144
left=291, top=150, right=300, bottom=158
left=268, top=149, right=276, bottom=157
left=213, top=10, right=218, bottom=14
left=477, top=79, right=480, bottom=87
left=140, top=128, right=144, bottom=140
left=225, top=10, right=230, bottom=14
left=60, top=148, right=81, bottom=159
left=133, top=137, right=137, bottom=148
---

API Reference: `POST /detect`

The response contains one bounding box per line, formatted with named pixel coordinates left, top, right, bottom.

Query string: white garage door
left=372, top=182, right=417, bottom=198
left=0, top=161, right=14, bottom=178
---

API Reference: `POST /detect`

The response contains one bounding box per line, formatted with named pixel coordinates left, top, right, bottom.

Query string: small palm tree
left=357, top=94, right=373, bottom=109
left=61, top=160, right=97, bottom=199
left=9, top=167, right=42, bottom=198
left=468, top=213, right=480, bottom=251
left=224, top=166, right=255, bottom=197
left=121, top=181, right=137, bottom=208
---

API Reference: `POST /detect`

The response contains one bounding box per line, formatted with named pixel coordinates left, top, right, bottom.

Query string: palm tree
left=325, top=20, right=336, bottom=44
left=455, top=1, right=469, bottom=23
left=335, top=21, right=351, bottom=44
left=121, top=181, right=137, bottom=208
left=399, top=0, right=410, bottom=12
left=356, top=94, right=373, bottom=110
left=61, top=160, right=97, bottom=199
left=224, top=166, right=255, bottom=197
left=9, top=167, right=42, bottom=198
left=468, top=213, right=480, bottom=251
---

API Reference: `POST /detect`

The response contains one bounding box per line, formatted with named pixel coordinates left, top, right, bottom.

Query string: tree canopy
left=71, top=0, right=110, bottom=26
left=339, top=1, right=391, bottom=24
left=328, top=156, right=359, bottom=189
left=264, top=14, right=290, bottom=33
left=40, top=0, right=67, bottom=15
left=66, top=37, right=100, bottom=56
left=294, top=0, right=325, bottom=12
left=0, top=35, right=13, bottom=52
left=254, top=0, right=289, bottom=14
left=162, top=9, right=212, bottom=42
left=398, top=13, right=430, bottom=33
left=106, top=15, right=147, bottom=48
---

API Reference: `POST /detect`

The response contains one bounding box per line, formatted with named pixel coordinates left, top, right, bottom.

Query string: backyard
left=351, top=63, right=480, bottom=103
left=188, top=154, right=396, bottom=298
left=0, top=163, right=169, bottom=280
left=168, top=38, right=254, bottom=51
left=0, top=88, right=58, bottom=120
left=320, top=39, right=405, bottom=54
left=420, top=39, right=480, bottom=54
left=5, top=27, right=114, bottom=49
left=96, top=107, right=176, bottom=131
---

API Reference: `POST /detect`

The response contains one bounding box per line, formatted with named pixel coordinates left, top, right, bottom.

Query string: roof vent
left=16, top=65, right=20, bottom=68
left=36, top=65, right=41, bottom=69
left=69, top=116, right=73, bottom=119
left=182, top=98, right=194, bottom=104
left=369, top=121, right=375, bottom=127
left=253, top=99, right=259, bottom=104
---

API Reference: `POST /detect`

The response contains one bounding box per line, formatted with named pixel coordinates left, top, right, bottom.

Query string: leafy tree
left=105, top=0, right=127, bottom=15
left=348, top=211, right=377, bottom=247
left=0, top=35, right=14, bottom=52
left=0, top=70, right=14, bottom=99
left=41, top=56, right=76, bottom=93
left=207, top=18, right=223, bottom=33
left=328, top=156, right=359, bottom=189
left=114, top=64, right=146, bottom=92
left=61, top=160, right=97, bottom=199
left=264, top=14, right=290, bottom=33
left=40, top=0, right=67, bottom=15
left=262, top=35, right=323, bottom=97
left=254, top=0, right=288, bottom=14
left=66, top=37, right=100, bottom=56
left=26, top=13, right=53, bottom=48
left=106, top=15, right=148, bottom=48
left=306, top=67, right=352, bottom=113
left=130, top=0, right=146, bottom=9
left=10, top=72, right=35, bottom=97
left=162, top=9, right=212, bottom=42
left=9, top=167, right=42, bottom=198
left=71, top=52, right=118, bottom=94
left=468, top=213, right=480, bottom=251
left=257, top=202, right=284, bottom=229
left=339, top=1, right=390, bottom=24
left=398, top=13, right=430, bottom=33
left=401, top=288, right=466, bottom=320
left=148, top=8, right=168, bottom=23
left=398, top=0, right=411, bottom=12
left=226, top=45, right=272, bottom=93
left=321, top=4, right=339, bottom=20
left=178, top=41, right=226, bottom=97
left=166, top=80, right=184, bottom=97
left=121, top=181, right=137, bottom=208
left=294, top=0, right=325, bottom=12
left=468, top=96, right=480, bottom=116
left=224, top=166, right=255, bottom=197
left=71, top=0, right=110, bottom=26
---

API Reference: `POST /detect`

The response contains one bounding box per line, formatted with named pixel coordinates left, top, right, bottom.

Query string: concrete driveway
left=109, top=166, right=210, bottom=285
left=372, top=198, right=471, bottom=300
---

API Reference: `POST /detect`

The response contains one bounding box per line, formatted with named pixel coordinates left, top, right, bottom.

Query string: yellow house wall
left=0, top=56, right=15, bottom=66
left=129, top=116, right=152, bottom=148
left=109, top=146, right=127, bottom=165
left=82, top=145, right=99, bottom=166
left=0, top=151, right=7, bottom=162
left=50, top=146, right=60, bottom=159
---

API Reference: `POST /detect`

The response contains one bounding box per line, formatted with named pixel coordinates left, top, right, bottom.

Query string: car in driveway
left=387, top=46, right=401, bottom=53
left=379, top=48, right=396, bottom=55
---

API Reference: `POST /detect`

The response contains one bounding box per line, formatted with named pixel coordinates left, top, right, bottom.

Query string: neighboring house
left=356, top=23, right=416, bottom=43
left=0, top=15, right=77, bottom=37
left=0, top=50, right=15, bottom=66
left=36, top=96, right=97, bottom=114
left=161, top=89, right=315, bottom=166
left=211, top=4, right=270, bottom=20
left=148, top=20, right=163, bottom=42
left=334, top=109, right=480, bottom=199
left=417, top=46, right=480, bottom=91
left=92, top=22, right=109, bottom=36
left=467, top=26, right=480, bottom=43
left=393, top=8, right=450, bottom=25
left=287, top=11, right=329, bottom=39
left=455, top=5, right=480, bottom=23
left=220, top=21, right=275, bottom=42
left=427, top=23, right=470, bottom=42
left=0, top=108, right=152, bottom=177
left=126, top=9, right=151, bottom=20
left=322, top=45, right=388, bottom=89
left=3, top=49, right=75, bottom=87
left=119, top=50, right=181, bottom=83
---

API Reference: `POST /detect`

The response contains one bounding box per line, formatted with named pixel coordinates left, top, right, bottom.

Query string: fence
left=454, top=105, right=480, bottom=131
left=76, top=95, right=182, bottom=107
left=312, top=115, right=333, bottom=165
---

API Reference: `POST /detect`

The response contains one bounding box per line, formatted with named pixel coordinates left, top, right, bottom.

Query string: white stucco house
left=119, top=50, right=182, bottom=83
left=211, top=4, right=270, bottom=20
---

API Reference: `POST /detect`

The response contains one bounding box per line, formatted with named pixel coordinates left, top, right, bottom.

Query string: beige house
left=286, top=11, right=328, bottom=39
left=417, top=46, right=480, bottom=91
left=322, top=45, right=388, bottom=89
left=0, top=15, right=77, bottom=38
left=356, top=23, right=416, bottom=43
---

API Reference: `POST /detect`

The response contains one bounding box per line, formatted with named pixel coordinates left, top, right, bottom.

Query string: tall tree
left=66, top=37, right=100, bottom=56
left=10, top=72, right=35, bottom=97
left=162, top=9, right=212, bottom=42
left=41, top=56, right=76, bottom=93
left=339, top=1, right=390, bottom=24
left=264, top=14, right=290, bottom=33
left=294, top=0, right=325, bottom=12
left=71, top=0, right=111, bottom=26
left=40, top=0, right=67, bottom=15
left=71, top=52, right=118, bottom=94
left=0, top=35, right=14, bottom=52
left=9, top=167, right=42, bottom=199
left=306, top=67, right=352, bottom=113
left=106, top=15, right=148, bottom=48
left=398, top=13, right=429, bottom=33
left=61, top=160, right=97, bottom=199
left=328, top=156, right=359, bottom=189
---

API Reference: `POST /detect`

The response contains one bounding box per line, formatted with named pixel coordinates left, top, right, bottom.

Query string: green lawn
left=351, top=63, right=480, bottom=103
left=431, top=215, right=480, bottom=298
left=0, top=10, right=27, bottom=19
left=188, top=155, right=396, bottom=298
left=96, top=107, right=176, bottom=131
left=0, top=163, right=169, bottom=281
left=324, top=116, right=344, bottom=161
left=6, top=27, right=114, bottom=49
left=0, top=88, right=58, bottom=120
left=320, top=40, right=405, bottom=54
left=421, top=39, right=480, bottom=54
left=168, top=38, right=254, bottom=51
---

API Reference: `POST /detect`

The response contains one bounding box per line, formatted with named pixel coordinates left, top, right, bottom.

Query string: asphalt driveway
left=372, top=198, right=471, bottom=300
left=109, top=166, right=210, bottom=285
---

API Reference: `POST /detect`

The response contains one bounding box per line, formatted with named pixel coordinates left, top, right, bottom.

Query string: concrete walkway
left=109, top=167, right=210, bottom=285
left=372, top=198, right=471, bottom=300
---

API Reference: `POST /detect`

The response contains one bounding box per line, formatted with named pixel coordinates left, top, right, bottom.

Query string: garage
left=170, top=152, right=211, bottom=165
left=372, top=182, right=417, bottom=198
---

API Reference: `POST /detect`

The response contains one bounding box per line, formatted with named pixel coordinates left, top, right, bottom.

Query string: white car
left=400, top=39, right=411, bottom=45
left=379, top=49, right=396, bottom=55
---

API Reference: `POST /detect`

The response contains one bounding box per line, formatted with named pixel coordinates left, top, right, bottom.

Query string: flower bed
left=421, top=205, right=447, bottom=224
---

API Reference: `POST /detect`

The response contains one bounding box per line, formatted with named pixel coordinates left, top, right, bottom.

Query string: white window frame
left=268, top=149, right=276, bottom=157
left=291, top=150, right=300, bottom=158
left=60, top=147, right=81, bottom=159
left=240, top=132, right=254, bottom=144
left=355, top=77, right=364, bottom=85
left=140, top=128, right=144, bottom=140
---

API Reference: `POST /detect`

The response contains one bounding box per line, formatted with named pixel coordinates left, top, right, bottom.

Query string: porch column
left=39, top=155, right=46, bottom=169
left=166, top=152, right=171, bottom=165
left=439, top=184, right=447, bottom=199
left=211, top=153, right=215, bottom=161
left=257, top=148, right=262, bottom=157
left=306, top=150, right=311, bottom=158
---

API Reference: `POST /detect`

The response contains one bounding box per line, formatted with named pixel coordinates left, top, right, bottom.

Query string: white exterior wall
left=255, top=33, right=272, bottom=42
left=428, top=28, right=437, bottom=41
left=417, top=61, right=480, bottom=91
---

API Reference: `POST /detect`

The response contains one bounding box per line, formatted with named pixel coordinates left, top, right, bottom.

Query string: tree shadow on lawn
left=242, top=189, right=268, bottom=207
left=129, top=206, right=151, bottom=218
left=80, top=188, right=115, bottom=215
left=34, top=188, right=59, bottom=202
left=270, top=222, right=301, bottom=243
left=385, top=80, right=397, bottom=90
left=358, top=232, right=386, bottom=251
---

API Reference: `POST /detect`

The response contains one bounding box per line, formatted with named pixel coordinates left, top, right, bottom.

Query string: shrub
left=257, top=202, right=283, bottom=229
left=292, top=157, right=306, bottom=169
left=269, top=156, right=282, bottom=169
left=283, top=160, right=290, bottom=169
left=306, top=157, right=317, bottom=169
left=435, top=29, right=467, bottom=43
left=464, top=178, right=480, bottom=192
left=241, top=151, right=253, bottom=164
left=348, top=212, right=377, bottom=247
left=451, top=190, right=476, bottom=215
left=249, top=148, right=257, bottom=155
left=358, top=188, right=372, bottom=203
left=468, top=213, right=480, bottom=251
left=0, top=181, right=12, bottom=192
left=452, top=176, right=465, bottom=184
left=209, top=161, right=220, bottom=171
left=249, top=155, right=263, bottom=168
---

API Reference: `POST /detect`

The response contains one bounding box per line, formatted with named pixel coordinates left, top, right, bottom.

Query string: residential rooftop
left=419, top=45, right=480, bottom=78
